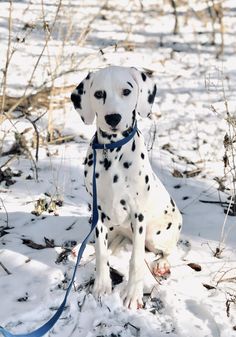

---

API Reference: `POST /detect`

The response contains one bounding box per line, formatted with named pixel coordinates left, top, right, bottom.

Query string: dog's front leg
left=93, top=222, right=112, bottom=297
left=122, top=214, right=146, bottom=309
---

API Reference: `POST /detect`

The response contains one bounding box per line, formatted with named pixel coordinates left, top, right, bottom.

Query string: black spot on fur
left=116, top=146, right=121, bottom=152
left=84, top=170, right=87, bottom=177
left=127, top=81, right=133, bottom=88
left=85, top=73, right=90, bottom=80
left=88, top=160, right=93, bottom=166
left=148, top=84, right=157, bottom=104
left=145, top=175, right=149, bottom=184
left=95, top=173, right=99, bottom=178
left=166, top=222, right=172, bottom=230
left=172, top=208, right=175, bottom=212
left=182, top=196, right=189, bottom=200
left=170, top=198, right=175, bottom=207
left=122, top=127, right=133, bottom=137
left=139, top=226, right=143, bottom=234
left=70, top=92, right=82, bottom=109
left=99, top=129, right=112, bottom=140
left=105, top=233, right=108, bottom=240
left=132, top=109, right=136, bottom=125
left=109, top=227, right=114, bottom=231
left=103, top=91, right=107, bottom=105
left=95, top=228, right=99, bottom=238
left=120, top=199, right=126, bottom=205
left=174, top=184, right=182, bottom=189
left=98, top=205, right=102, bottom=211
left=123, top=162, right=132, bottom=169
left=164, top=210, right=168, bottom=214
left=147, top=185, right=150, bottom=191
left=101, top=213, right=106, bottom=223
left=77, top=82, right=84, bottom=95
left=141, top=153, right=145, bottom=159
left=104, top=158, right=112, bottom=170
left=119, top=154, right=123, bottom=161
left=84, top=157, right=87, bottom=165
left=88, top=153, right=93, bottom=160
left=113, top=175, right=118, bottom=183
left=138, top=213, right=144, bottom=222
left=156, top=230, right=161, bottom=235
left=132, top=140, right=136, bottom=152
left=131, top=223, right=134, bottom=232
left=141, top=72, right=147, bottom=81
left=178, top=224, right=182, bottom=230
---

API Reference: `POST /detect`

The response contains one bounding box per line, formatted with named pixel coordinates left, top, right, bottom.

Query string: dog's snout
left=105, top=114, right=122, bottom=128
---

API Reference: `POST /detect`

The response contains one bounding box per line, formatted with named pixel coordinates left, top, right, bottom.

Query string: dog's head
left=71, top=66, right=156, bottom=133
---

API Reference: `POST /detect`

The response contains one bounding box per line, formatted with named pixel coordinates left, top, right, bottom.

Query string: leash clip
left=103, top=145, right=108, bottom=159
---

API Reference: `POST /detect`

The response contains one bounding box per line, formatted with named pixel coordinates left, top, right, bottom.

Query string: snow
left=0, top=0, right=236, bottom=336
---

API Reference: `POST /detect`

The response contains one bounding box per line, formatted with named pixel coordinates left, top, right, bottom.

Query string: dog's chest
left=84, top=134, right=152, bottom=224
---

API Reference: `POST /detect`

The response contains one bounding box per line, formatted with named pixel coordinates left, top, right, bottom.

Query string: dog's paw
left=151, top=257, right=170, bottom=277
left=93, top=275, right=112, bottom=298
left=121, top=282, right=143, bottom=309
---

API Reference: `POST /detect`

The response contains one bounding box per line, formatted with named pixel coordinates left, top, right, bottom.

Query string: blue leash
left=0, top=123, right=137, bottom=337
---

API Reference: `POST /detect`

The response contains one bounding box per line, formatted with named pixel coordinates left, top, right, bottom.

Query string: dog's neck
left=97, top=125, right=136, bottom=145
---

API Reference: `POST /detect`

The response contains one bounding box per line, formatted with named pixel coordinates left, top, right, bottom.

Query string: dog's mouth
left=98, top=124, right=135, bottom=140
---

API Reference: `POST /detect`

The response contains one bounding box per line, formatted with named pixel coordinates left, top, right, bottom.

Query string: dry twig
left=0, top=261, right=11, bottom=275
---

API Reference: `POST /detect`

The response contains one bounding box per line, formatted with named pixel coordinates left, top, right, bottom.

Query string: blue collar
left=92, top=122, right=138, bottom=150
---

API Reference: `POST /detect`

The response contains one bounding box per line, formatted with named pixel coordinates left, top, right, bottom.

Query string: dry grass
left=0, top=0, right=232, bottom=173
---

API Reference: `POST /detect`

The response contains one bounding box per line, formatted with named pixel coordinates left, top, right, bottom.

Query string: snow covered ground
left=0, top=1, right=236, bottom=336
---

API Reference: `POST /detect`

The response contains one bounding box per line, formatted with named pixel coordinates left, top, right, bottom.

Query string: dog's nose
left=105, top=114, right=121, bottom=128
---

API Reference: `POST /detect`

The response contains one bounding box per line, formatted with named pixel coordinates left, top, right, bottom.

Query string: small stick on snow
left=217, top=194, right=234, bottom=255
left=0, top=261, right=11, bottom=275
left=124, top=322, right=141, bottom=337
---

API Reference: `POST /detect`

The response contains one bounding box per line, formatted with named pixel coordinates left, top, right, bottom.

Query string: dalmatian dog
left=71, top=66, right=182, bottom=309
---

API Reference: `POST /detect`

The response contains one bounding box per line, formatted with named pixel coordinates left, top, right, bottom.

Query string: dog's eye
left=94, top=91, right=103, bottom=99
left=122, top=89, right=131, bottom=96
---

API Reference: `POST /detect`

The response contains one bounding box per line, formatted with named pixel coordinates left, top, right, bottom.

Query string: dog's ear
left=129, top=68, right=156, bottom=118
left=71, top=72, right=95, bottom=125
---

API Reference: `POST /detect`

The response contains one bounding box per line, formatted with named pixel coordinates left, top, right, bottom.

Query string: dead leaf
left=22, top=239, right=45, bottom=250
left=203, top=283, right=216, bottom=290
left=187, top=263, right=202, bottom=272
left=172, top=169, right=184, bottom=178
left=22, top=237, right=55, bottom=250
